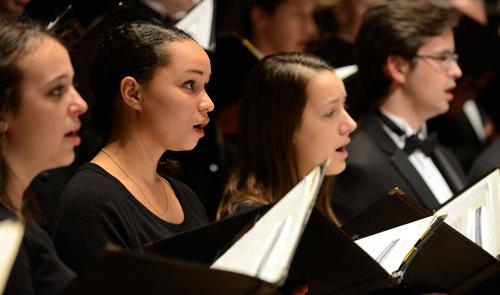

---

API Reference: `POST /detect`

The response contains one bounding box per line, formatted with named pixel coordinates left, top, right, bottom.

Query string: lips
left=193, top=119, right=210, bottom=131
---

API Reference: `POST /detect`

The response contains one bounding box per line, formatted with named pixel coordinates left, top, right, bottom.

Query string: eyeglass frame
left=412, top=52, right=459, bottom=69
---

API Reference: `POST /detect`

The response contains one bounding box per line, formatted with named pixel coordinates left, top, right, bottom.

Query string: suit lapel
left=361, top=114, right=440, bottom=210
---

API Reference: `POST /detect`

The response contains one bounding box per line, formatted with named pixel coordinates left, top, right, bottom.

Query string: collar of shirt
left=380, top=110, right=428, bottom=149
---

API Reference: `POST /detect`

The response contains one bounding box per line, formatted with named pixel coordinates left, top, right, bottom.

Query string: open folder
left=344, top=168, right=500, bottom=258
left=146, top=166, right=499, bottom=293
left=343, top=185, right=500, bottom=292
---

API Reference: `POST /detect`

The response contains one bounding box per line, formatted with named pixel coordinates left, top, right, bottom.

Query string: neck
left=249, top=35, right=275, bottom=56
left=98, top=129, right=165, bottom=183
left=3, top=152, right=37, bottom=216
left=380, top=89, right=426, bottom=132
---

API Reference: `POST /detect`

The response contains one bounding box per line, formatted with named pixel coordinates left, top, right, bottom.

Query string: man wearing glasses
left=333, top=0, right=467, bottom=222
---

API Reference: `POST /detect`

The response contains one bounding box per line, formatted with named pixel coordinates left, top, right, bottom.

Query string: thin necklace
left=100, top=148, right=169, bottom=215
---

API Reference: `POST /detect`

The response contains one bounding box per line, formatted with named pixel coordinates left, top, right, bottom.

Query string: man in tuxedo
left=333, top=0, right=467, bottom=223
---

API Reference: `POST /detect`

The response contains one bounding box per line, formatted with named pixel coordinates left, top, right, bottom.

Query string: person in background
left=333, top=0, right=467, bottom=223
left=0, top=18, right=87, bottom=294
left=52, top=22, right=212, bottom=272
left=0, top=0, right=31, bottom=17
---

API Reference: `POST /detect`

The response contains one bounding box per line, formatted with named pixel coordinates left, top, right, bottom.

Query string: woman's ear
left=385, top=55, right=411, bottom=85
left=120, top=76, right=142, bottom=111
left=0, top=112, right=12, bottom=134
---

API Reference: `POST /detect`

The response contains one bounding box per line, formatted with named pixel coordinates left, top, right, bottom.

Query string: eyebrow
left=323, top=95, right=346, bottom=107
left=45, top=74, right=70, bottom=85
left=185, top=69, right=205, bottom=75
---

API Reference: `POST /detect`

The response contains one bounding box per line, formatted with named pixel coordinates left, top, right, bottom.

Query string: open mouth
left=194, top=120, right=209, bottom=131
left=65, top=131, right=77, bottom=137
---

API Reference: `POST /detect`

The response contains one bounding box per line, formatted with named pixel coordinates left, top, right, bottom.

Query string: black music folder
left=145, top=200, right=500, bottom=294
left=342, top=187, right=500, bottom=293
left=65, top=246, right=279, bottom=295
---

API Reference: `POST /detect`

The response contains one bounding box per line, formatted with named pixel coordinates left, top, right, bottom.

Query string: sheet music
left=175, top=0, right=214, bottom=50
left=0, top=219, right=24, bottom=294
left=355, top=216, right=437, bottom=275
left=436, top=169, right=500, bottom=257
left=210, top=160, right=328, bottom=285
left=335, top=65, right=358, bottom=80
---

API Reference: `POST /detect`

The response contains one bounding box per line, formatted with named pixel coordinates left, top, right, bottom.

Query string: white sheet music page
left=436, top=168, right=500, bottom=257
left=175, top=0, right=214, bottom=50
left=210, top=160, right=328, bottom=285
left=355, top=216, right=437, bottom=275
left=0, top=219, right=24, bottom=293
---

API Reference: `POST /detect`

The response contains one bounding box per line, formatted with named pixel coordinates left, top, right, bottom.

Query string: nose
left=199, top=91, right=215, bottom=113
left=340, top=109, right=357, bottom=135
left=449, top=60, right=462, bottom=79
left=69, top=86, right=88, bottom=116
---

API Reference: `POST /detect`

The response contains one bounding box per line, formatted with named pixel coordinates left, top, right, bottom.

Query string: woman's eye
left=183, top=81, right=195, bottom=90
left=48, top=85, right=65, bottom=97
left=325, top=110, right=335, bottom=117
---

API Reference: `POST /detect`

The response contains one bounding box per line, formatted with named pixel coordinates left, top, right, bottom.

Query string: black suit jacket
left=468, top=138, right=500, bottom=183
left=333, top=113, right=466, bottom=223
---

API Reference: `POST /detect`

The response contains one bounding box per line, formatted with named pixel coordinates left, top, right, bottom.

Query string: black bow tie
left=404, top=134, right=438, bottom=156
left=376, top=110, right=437, bottom=156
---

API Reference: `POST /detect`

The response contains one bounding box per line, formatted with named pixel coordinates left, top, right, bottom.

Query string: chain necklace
left=101, top=148, right=169, bottom=215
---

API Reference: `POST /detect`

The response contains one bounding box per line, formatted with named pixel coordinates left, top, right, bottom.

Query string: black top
left=468, top=138, right=500, bottom=183
left=52, top=163, right=208, bottom=273
left=0, top=209, right=75, bottom=295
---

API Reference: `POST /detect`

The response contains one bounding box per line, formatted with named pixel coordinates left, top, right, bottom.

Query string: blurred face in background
left=0, top=0, right=31, bottom=16
left=251, top=0, right=317, bottom=54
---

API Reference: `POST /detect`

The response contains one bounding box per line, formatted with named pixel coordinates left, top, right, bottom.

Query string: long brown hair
left=217, top=53, right=338, bottom=224
left=0, top=19, right=57, bottom=220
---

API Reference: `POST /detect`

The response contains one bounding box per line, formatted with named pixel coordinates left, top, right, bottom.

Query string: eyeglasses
left=413, top=52, right=459, bottom=69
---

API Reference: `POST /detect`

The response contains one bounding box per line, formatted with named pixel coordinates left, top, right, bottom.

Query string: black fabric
left=333, top=113, right=467, bottom=223
left=52, top=163, right=208, bottom=273
left=468, top=138, right=500, bottom=183
left=308, top=35, right=355, bottom=68
left=0, top=208, right=75, bottom=295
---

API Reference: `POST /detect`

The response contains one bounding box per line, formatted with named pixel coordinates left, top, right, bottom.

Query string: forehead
left=306, top=70, right=346, bottom=104
left=161, top=40, right=211, bottom=73
left=276, top=0, right=315, bottom=11
left=17, top=38, right=72, bottom=83
left=418, top=28, right=455, bottom=53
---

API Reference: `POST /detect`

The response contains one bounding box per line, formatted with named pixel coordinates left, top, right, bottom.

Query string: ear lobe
left=120, top=76, right=142, bottom=111
left=385, top=55, right=410, bottom=84
left=0, top=115, right=9, bottom=134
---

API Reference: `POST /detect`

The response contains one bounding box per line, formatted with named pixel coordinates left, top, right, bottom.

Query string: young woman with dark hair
left=52, top=21, right=214, bottom=272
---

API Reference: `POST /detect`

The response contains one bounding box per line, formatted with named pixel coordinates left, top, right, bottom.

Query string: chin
left=326, top=161, right=346, bottom=176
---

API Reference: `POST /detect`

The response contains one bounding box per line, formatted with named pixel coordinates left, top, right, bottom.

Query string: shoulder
left=61, top=163, right=127, bottom=203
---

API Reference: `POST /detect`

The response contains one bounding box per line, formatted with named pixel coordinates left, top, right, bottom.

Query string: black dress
left=52, top=163, right=208, bottom=273
left=1, top=209, right=75, bottom=295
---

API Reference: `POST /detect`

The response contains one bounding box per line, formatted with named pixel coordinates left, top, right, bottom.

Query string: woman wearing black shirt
left=53, top=22, right=213, bottom=272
